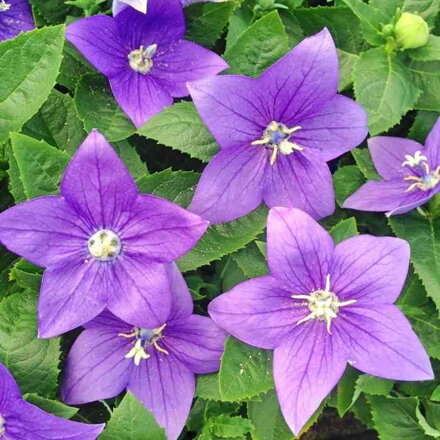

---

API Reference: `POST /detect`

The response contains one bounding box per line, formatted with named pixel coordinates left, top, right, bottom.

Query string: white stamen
left=401, top=151, right=428, bottom=168
left=292, top=274, right=356, bottom=334
left=0, top=414, right=5, bottom=436
left=128, top=44, right=157, bottom=74
left=88, top=229, right=121, bottom=262
left=125, top=339, right=150, bottom=366
left=0, top=1, right=10, bottom=11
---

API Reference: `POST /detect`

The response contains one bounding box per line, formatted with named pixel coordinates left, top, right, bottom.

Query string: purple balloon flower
left=0, top=130, right=208, bottom=339
left=0, top=0, right=34, bottom=42
left=67, top=0, right=228, bottom=128
left=208, top=207, right=433, bottom=436
left=112, top=0, right=226, bottom=15
left=344, top=117, right=440, bottom=216
left=187, top=29, right=368, bottom=224
left=0, top=362, right=104, bottom=439
left=62, top=265, right=226, bottom=440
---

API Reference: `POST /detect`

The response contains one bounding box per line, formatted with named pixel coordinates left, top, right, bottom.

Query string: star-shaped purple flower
left=187, top=29, right=368, bottom=224
left=0, top=0, right=34, bottom=42
left=344, top=117, right=440, bottom=216
left=67, top=0, right=228, bottom=128
left=62, top=264, right=226, bottom=440
left=112, top=0, right=225, bottom=15
left=209, top=207, right=433, bottom=435
left=0, top=362, right=104, bottom=439
left=0, top=130, right=208, bottom=339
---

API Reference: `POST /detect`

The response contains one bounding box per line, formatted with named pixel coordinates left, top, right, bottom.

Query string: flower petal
left=0, top=363, right=21, bottom=411
left=274, top=322, right=347, bottom=436
left=113, top=0, right=147, bottom=15
left=7, top=400, right=104, bottom=440
left=38, top=259, right=108, bottom=338
left=167, top=263, right=193, bottom=322
left=0, top=196, right=88, bottom=268
left=153, top=40, right=228, bottom=98
left=189, top=145, right=266, bottom=224
left=330, top=235, right=409, bottom=304
left=0, top=0, right=34, bottom=42
left=165, top=315, right=226, bottom=374
left=106, top=257, right=172, bottom=329
left=121, top=194, right=208, bottom=263
left=208, top=276, right=302, bottom=349
left=294, top=95, right=368, bottom=162
left=258, top=28, right=338, bottom=125
left=62, top=327, right=132, bottom=405
left=343, top=179, right=431, bottom=215
left=424, top=116, right=440, bottom=168
left=61, top=130, right=138, bottom=229
left=267, top=208, right=334, bottom=294
left=338, top=305, right=433, bottom=381
left=263, top=152, right=335, bottom=219
left=368, top=136, right=423, bottom=180
left=66, top=15, right=127, bottom=78
left=110, top=70, right=173, bottom=128
left=128, top=351, right=195, bottom=440
left=188, top=75, right=267, bottom=150
left=115, top=0, right=184, bottom=48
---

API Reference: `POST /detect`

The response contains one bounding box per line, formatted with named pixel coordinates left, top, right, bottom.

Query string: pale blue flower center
left=88, top=229, right=121, bottom=262
left=0, top=1, right=10, bottom=12
left=401, top=151, right=440, bottom=192
left=128, top=43, right=157, bottom=74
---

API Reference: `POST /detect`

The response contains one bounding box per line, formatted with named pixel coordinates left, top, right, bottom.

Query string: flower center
left=402, top=151, right=440, bottom=192
left=0, top=414, right=5, bottom=436
left=87, top=229, right=121, bottom=262
left=128, top=44, right=157, bottom=74
left=251, top=121, right=302, bottom=165
left=0, top=1, right=10, bottom=12
left=119, top=324, right=169, bottom=366
left=292, top=274, right=356, bottom=334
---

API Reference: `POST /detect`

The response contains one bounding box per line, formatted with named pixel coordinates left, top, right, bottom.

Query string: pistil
left=252, top=121, right=302, bottom=165
left=128, top=44, right=157, bottom=74
left=88, top=229, right=121, bottom=262
left=292, top=274, right=356, bottom=334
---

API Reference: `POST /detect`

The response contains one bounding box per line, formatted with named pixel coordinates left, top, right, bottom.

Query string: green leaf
left=209, top=415, right=254, bottom=438
left=113, top=140, right=148, bottom=181
left=224, top=11, right=289, bottom=77
left=139, top=102, right=219, bottom=163
left=329, top=217, right=359, bottom=244
left=100, top=392, right=166, bottom=440
left=196, top=374, right=222, bottom=402
left=342, top=0, right=387, bottom=46
left=24, top=394, right=78, bottom=419
left=9, top=259, right=42, bottom=292
left=23, top=89, right=86, bottom=155
left=232, top=241, right=268, bottom=278
left=333, top=165, right=365, bottom=207
left=185, top=1, right=237, bottom=48
left=30, top=0, right=75, bottom=24
left=353, top=48, right=420, bottom=135
left=354, top=375, right=394, bottom=399
left=136, top=169, right=200, bottom=208
left=178, top=205, right=268, bottom=272
left=7, top=143, right=27, bottom=204
left=432, top=386, right=440, bottom=402
left=368, top=396, right=433, bottom=440
left=408, top=35, right=440, bottom=62
left=403, top=0, right=440, bottom=26
left=0, top=290, right=61, bottom=396
left=58, top=42, right=94, bottom=91
left=389, top=212, right=440, bottom=311
left=409, top=111, right=440, bottom=143
left=292, top=7, right=363, bottom=53
left=410, top=60, right=440, bottom=112
left=418, top=401, right=440, bottom=437
left=335, top=367, right=360, bottom=417
left=0, top=25, right=65, bottom=143
left=75, top=74, right=136, bottom=142
left=247, top=390, right=292, bottom=440
left=338, top=49, right=358, bottom=92
left=219, top=336, right=273, bottom=402
left=9, top=133, right=70, bottom=199
left=351, top=148, right=381, bottom=180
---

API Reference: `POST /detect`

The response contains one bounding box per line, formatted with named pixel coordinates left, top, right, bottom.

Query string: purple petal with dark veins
left=0, top=363, right=21, bottom=411
left=267, top=208, right=334, bottom=293
left=128, top=351, right=195, bottom=440
left=0, top=0, right=34, bottom=42
left=424, top=116, right=440, bottom=169
left=0, top=196, right=89, bottom=268
left=166, top=263, right=194, bottom=322
left=337, top=304, right=433, bottom=381
left=208, top=275, right=302, bottom=349
left=189, top=145, right=267, bottom=223
left=263, top=152, right=335, bottom=220
left=329, top=235, right=410, bottom=304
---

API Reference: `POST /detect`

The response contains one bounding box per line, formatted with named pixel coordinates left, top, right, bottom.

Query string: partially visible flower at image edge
left=0, top=129, right=208, bottom=338
left=0, top=0, right=34, bottom=42
left=0, top=362, right=104, bottom=439
left=62, top=264, right=226, bottom=440
left=112, top=0, right=227, bottom=15
left=344, top=117, right=440, bottom=216
left=67, top=0, right=228, bottom=128
left=187, top=28, right=368, bottom=224
left=208, top=207, right=433, bottom=435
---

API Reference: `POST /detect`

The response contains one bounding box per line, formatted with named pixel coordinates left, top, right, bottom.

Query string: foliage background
left=1, top=0, right=440, bottom=438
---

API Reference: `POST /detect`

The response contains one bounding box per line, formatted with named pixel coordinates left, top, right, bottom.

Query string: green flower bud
left=395, top=12, right=429, bottom=49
